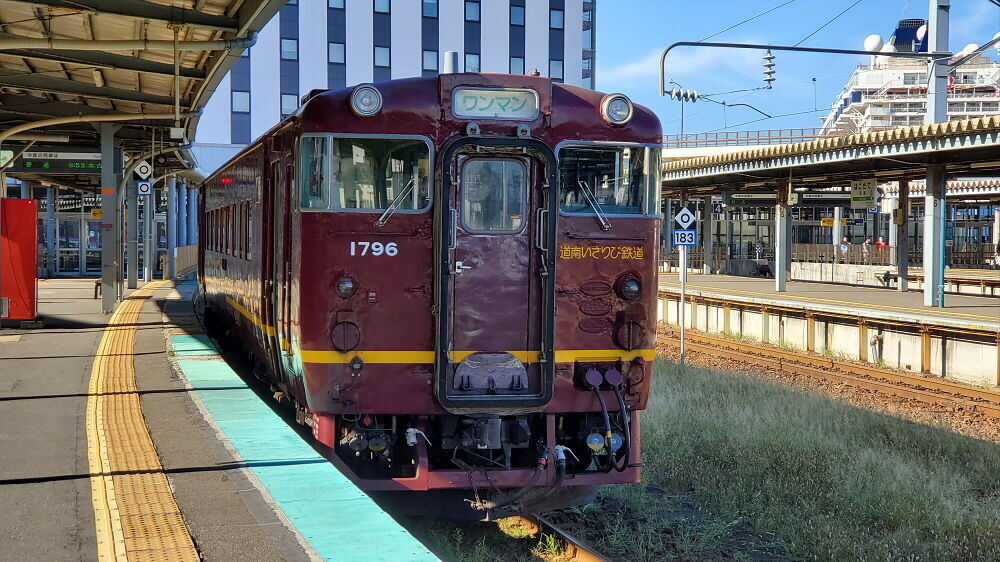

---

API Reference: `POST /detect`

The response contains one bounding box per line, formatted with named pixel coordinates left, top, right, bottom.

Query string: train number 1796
left=349, top=241, right=398, bottom=256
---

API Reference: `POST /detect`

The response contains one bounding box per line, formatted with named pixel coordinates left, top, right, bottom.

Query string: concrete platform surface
left=0, top=278, right=436, bottom=561
left=659, top=273, right=1000, bottom=332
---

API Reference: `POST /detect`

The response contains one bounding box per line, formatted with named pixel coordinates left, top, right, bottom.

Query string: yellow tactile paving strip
left=86, top=281, right=199, bottom=561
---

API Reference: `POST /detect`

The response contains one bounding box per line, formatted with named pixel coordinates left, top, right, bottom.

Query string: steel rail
left=660, top=330, right=1000, bottom=418
left=506, top=515, right=609, bottom=562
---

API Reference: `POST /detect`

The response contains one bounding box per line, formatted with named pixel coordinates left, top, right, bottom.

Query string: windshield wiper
left=374, top=178, right=416, bottom=228
left=577, top=180, right=612, bottom=231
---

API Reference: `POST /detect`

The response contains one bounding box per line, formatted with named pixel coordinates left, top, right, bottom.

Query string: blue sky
left=595, top=0, right=1000, bottom=136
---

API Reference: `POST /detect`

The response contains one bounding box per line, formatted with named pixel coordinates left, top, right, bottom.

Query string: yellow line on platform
left=86, top=281, right=198, bottom=561
left=660, top=281, right=1000, bottom=322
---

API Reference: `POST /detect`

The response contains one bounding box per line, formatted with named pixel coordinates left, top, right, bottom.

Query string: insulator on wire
left=763, top=50, right=776, bottom=88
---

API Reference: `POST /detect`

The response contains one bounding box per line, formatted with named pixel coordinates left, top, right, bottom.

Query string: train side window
left=461, top=159, right=526, bottom=233
left=300, top=136, right=330, bottom=209
left=557, top=145, right=655, bottom=216
left=324, top=137, right=430, bottom=212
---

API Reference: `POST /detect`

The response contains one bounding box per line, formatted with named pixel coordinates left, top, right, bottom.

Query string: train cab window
left=558, top=145, right=660, bottom=216
left=300, top=135, right=431, bottom=212
left=461, top=159, right=525, bottom=233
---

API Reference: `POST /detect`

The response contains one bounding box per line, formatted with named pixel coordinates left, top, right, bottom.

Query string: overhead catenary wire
left=699, top=0, right=799, bottom=42
left=794, top=0, right=865, bottom=47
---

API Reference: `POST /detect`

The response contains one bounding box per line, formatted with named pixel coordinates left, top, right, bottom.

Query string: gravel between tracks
left=657, top=329, right=1000, bottom=444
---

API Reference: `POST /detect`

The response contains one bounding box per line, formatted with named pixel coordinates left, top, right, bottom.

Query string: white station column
left=774, top=183, right=791, bottom=292
left=143, top=189, right=154, bottom=282
left=166, top=175, right=177, bottom=279
left=832, top=207, right=844, bottom=263
left=923, top=165, right=946, bottom=306
left=702, top=196, right=714, bottom=274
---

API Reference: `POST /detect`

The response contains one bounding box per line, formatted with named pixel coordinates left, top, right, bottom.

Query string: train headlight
left=336, top=276, right=356, bottom=297
left=601, top=93, right=633, bottom=125
left=617, top=276, right=642, bottom=301
left=350, top=84, right=383, bottom=116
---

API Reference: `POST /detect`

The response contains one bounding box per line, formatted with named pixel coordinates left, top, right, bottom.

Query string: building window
left=423, top=50, right=438, bottom=71
left=374, top=0, right=390, bottom=13
left=510, top=6, right=524, bottom=25
left=280, top=39, right=298, bottom=60
left=281, top=94, right=298, bottom=116
left=582, top=58, right=592, bottom=71
left=328, top=42, right=345, bottom=64
left=374, top=46, right=390, bottom=68
left=465, top=1, right=480, bottom=22
left=465, top=53, right=480, bottom=72
left=422, top=0, right=437, bottom=17
left=583, top=28, right=593, bottom=49
left=550, top=9, right=564, bottom=29
left=510, top=56, right=524, bottom=75
left=231, top=91, right=250, bottom=113
left=549, top=59, right=563, bottom=79
left=328, top=0, right=344, bottom=7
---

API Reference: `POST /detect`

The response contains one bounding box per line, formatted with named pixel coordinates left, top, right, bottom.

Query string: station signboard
left=850, top=179, right=876, bottom=209
left=3, top=147, right=105, bottom=174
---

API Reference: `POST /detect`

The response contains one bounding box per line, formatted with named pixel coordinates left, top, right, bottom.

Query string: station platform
left=659, top=273, right=1000, bottom=332
left=0, top=278, right=435, bottom=561
left=657, top=273, right=1000, bottom=386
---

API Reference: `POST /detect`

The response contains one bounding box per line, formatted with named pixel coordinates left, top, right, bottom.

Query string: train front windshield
left=558, top=145, right=660, bottom=216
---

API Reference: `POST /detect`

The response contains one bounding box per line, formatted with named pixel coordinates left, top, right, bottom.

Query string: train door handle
left=453, top=261, right=473, bottom=275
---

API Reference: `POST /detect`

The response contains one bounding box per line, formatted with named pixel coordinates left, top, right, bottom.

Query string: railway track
left=659, top=329, right=1000, bottom=418
left=503, top=515, right=609, bottom=562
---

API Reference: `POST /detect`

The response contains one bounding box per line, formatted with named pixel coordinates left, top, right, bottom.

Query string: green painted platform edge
left=174, top=358, right=437, bottom=561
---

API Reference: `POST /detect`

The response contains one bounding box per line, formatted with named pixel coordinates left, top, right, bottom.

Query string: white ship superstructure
left=821, top=19, right=1000, bottom=134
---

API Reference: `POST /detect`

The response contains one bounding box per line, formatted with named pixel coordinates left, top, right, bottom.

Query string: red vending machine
left=0, top=198, right=38, bottom=323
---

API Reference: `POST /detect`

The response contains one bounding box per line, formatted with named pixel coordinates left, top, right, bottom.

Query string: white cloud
left=598, top=44, right=761, bottom=93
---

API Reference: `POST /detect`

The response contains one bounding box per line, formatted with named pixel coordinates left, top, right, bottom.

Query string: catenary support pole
left=897, top=181, right=910, bottom=291
left=99, top=123, right=118, bottom=313
left=722, top=192, right=733, bottom=271
left=664, top=198, right=674, bottom=269
left=45, top=186, right=56, bottom=277
left=177, top=181, right=188, bottom=248
left=126, top=178, right=138, bottom=289
left=702, top=195, right=714, bottom=274
left=166, top=175, right=177, bottom=279
left=924, top=165, right=946, bottom=307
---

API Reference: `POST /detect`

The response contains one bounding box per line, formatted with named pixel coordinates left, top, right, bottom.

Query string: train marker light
left=336, top=276, right=356, bottom=297
left=618, top=276, right=642, bottom=300
left=601, top=93, right=633, bottom=125
left=350, top=84, right=383, bottom=116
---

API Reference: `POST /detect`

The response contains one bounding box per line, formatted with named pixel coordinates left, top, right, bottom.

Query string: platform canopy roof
left=661, top=116, right=1000, bottom=198
left=0, top=0, right=283, bottom=191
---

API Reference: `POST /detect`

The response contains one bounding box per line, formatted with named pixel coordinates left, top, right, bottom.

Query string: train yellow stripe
left=225, top=295, right=276, bottom=336
left=300, top=349, right=656, bottom=364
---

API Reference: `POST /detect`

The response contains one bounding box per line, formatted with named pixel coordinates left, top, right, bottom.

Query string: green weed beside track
left=575, top=361, right=1000, bottom=561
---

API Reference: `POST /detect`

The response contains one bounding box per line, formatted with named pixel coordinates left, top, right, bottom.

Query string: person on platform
left=862, top=236, right=872, bottom=261
left=839, top=236, right=851, bottom=262
left=875, top=236, right=888, bottom=250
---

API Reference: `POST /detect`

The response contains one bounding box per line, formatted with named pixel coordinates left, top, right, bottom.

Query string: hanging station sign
left=4, top=147, right=104, bottom=174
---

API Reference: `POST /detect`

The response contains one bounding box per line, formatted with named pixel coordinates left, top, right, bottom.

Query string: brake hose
left=590, top=385, right=614, bottom=474
left=610, top=385, right=631, bottom=472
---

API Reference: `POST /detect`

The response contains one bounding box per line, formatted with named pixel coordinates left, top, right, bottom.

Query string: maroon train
left=200, top=72, right=661, bottom=518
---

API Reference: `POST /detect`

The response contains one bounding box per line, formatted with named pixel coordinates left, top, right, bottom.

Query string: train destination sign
left=4, top=147, right=103, bottom=175
left=452, top=87, right=539, bottom=120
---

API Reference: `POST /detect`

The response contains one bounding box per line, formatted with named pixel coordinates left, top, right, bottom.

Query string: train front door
left=437, top=148, right=555, bottom=411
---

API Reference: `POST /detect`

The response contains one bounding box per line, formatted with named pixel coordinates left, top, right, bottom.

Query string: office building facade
left=194, top=0, right=597, bottom=171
